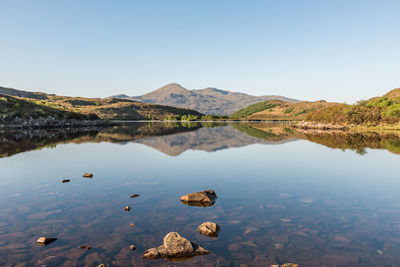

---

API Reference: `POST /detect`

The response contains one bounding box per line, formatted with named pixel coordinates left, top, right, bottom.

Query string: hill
left=0, top=94, right=102, bottom=128
left=0, top=86, right=49, bottom=100
left=111, top=83, right=298, bottom=115
left=231, top=100, right=339, bottom=121
left=304, top=88, right=400, bottom=126
left=0, top=86, right=203, bottom=121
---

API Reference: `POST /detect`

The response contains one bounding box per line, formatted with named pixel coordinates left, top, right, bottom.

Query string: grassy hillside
left=30, top=96, right=203, bottom=120
left=0, top=86, right=49, bottom=100
left=230, top=101, right=281, bottom=119
left=0, top=86, right=203, bottom=121
left=0, top=94, right=98, bottom=124
left=305, top=88, right=400, bottom=126
left=232, top=100, right=338, bottom=121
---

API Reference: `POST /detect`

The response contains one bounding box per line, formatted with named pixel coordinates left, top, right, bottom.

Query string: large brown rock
left=198, top=222, right=220, bottom=237
left=163, top=232, right=193, bottom=257
left=143, top=232, right=211, bottom=260
left=180, top=190, right=217, bottom=207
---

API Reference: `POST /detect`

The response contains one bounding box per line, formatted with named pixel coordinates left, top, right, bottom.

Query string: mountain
left=110, top=83, right=299, bottom=115
left=0, top=86, right=203, bottom=121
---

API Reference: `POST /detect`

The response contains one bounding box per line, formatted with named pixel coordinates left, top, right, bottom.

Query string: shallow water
left=1, top=122, right=400, bottom=266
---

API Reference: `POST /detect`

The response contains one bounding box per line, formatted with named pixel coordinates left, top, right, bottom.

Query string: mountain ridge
left=110, top=83, right=299, bottom=115
left=0, top=85, right=203, bottom=121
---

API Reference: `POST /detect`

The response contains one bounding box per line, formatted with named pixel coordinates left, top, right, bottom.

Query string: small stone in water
left=61, top=179, right=70, bottom=183
left=130, top=223, right=135, bottom=227
left=271, top=264, right=300, bottom=267
left=130, top=245, right=136, bottom=250
left=197, top=222, right=220, bottom=237
left=130, top=194, right=140, bottom=198
left=36, top=237, right=57, bottom=246
left=125, top=206, right=131, bottom=211
left=79, top=245, right=91, bottom=250
left=83, top=173, right=94, bottom=178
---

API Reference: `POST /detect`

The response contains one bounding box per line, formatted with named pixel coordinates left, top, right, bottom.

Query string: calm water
left=1, top=122, right=400, bottom=266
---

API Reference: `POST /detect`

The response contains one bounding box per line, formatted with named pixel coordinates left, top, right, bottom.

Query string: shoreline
left=0, top=118, right=115, bottom=131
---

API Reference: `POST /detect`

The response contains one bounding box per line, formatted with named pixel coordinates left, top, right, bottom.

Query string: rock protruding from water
left=271, top=264, right=300, bottom=267
left=142, top=232, right=211, bottom=260
left=198, top=222, right=220, bottom=237
left=294, top=121, right=347, bottom=131
left=83, top=173, right=93, bottom=178
left=180, top=190, right=217, bottom=207
left=36, top=237, right=57, bottom=246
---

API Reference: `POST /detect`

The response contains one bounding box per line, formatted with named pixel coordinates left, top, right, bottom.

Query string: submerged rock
left=143, top=232, right=211, bottom=260
left=36, top=237, right=57, bottom=246
left=130, top=194, right=140, bottom=198
left=180, top=190, right=217, bottom=207
left=197, top=222, right=220, bottom=237
left=125, top=206, right=131, bottom=211
left=83, top=173, right=93, bottom=178
left=79, top=245, right=91, bottom=250
left=61, top=179, right=70, bottom=183
left=271, top=264, right=300, bottom=267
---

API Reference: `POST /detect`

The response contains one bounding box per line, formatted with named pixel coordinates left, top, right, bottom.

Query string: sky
left=0, top=0, right=399, bottom=103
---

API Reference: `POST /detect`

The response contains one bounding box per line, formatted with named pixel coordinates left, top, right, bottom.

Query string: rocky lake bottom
left=1, top=122, right=400, bottom=266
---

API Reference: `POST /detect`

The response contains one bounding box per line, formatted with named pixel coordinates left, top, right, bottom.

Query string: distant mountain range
left=110, top=83, right=299, bottom=115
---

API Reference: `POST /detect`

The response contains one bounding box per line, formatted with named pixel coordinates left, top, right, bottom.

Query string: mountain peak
left=157, top=83, right=187, bottom=92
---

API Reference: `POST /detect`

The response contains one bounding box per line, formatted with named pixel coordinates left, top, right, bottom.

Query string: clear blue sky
left=0, top=0, right=399, bottom=103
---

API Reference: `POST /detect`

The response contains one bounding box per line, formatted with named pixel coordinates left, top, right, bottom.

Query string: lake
left=1, top=122, right=400, bottom=266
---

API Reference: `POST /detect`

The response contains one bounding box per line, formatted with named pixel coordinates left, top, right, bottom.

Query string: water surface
left=1, top=122, right=400, bottom=266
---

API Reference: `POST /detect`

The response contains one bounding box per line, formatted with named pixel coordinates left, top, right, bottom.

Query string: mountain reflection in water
left=1, top=122, right=400, bottom=266
left=1, top=122, right=400, bottom=158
